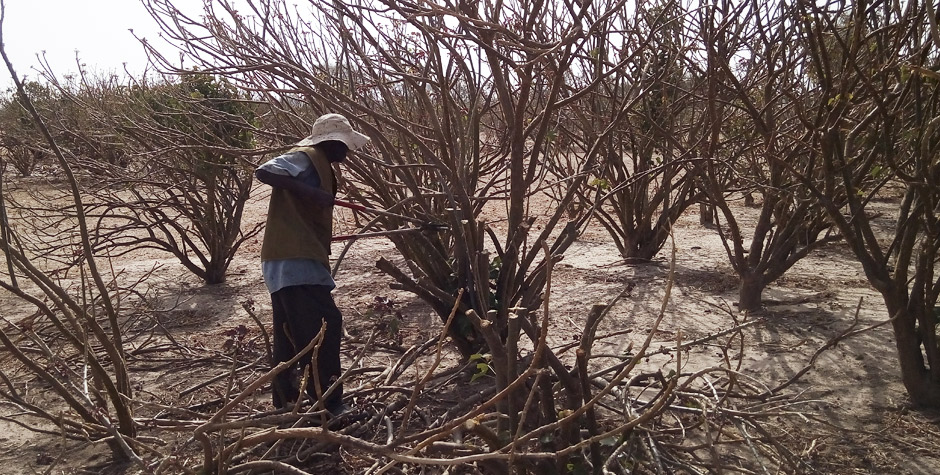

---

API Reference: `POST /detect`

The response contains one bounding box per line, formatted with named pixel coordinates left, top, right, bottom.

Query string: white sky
left=0, top=0, right=201, bottom=88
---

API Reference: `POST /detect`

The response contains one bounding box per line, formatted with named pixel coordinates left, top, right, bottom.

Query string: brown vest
left=259, top=146, right=336, bottom=266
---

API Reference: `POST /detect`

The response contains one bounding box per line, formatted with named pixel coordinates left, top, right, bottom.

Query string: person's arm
left=256, top=168, right=334, bottom=208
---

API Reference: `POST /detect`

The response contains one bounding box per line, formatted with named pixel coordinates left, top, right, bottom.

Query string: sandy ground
left=1, top=182, right=939, bottom=474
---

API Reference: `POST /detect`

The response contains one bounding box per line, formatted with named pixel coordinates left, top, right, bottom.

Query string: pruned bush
left=46, top=71, right=263, bottom=285
left=0, top=82, right=55, bottom=176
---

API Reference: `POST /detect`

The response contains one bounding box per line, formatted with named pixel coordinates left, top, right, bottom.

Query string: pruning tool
left=332, top=199, right=448, bottom=242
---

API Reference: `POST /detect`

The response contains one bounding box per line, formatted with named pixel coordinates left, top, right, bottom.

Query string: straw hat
left=296, top=113, right=370, bottom=150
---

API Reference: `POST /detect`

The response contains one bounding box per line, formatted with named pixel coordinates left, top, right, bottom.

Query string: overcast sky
left=0, top=0, right=200, bottom=88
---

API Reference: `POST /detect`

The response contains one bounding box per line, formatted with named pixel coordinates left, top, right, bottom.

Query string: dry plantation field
left=0, top=175, right=939, bottom=474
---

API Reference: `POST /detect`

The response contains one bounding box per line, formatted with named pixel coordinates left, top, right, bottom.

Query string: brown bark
left=737, top=273, right=765, bottom=313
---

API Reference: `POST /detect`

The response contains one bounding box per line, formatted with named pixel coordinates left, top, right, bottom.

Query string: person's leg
left=277, top=285, right=343, bottom=408
left=270, top=290, right=299, bottom=408
left=308, top=286, right=343, bottom=409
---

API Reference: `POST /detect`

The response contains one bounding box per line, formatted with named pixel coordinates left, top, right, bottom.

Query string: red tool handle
left=333, top=199, right=369, bottom=213
left=332, top=227, right=429, bottom=241
left=332, top=199, right=448, bottom=230
left=333, top=199, right=426, bottom=225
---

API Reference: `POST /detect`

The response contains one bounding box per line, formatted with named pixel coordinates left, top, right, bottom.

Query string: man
left=255, top=113, right=370, bottom=413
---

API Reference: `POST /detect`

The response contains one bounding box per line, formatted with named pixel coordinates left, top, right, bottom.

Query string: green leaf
left=470, top=363, right=490, bottom=382
left=590, top=178, right=610, bottom=190
left=566, top=459, right=590, bottom=475
left=600, top=436, right=620, bottom=447
left=489, top=257, right=502, bottom=281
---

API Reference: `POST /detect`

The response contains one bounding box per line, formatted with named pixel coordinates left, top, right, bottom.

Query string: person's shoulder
left=257, top=150, right=312, bottom=176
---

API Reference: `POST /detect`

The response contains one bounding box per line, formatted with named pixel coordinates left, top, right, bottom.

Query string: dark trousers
left=270, top=285, right=343, bottom=409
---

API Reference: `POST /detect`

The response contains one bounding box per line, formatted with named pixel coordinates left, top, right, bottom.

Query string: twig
left=194, top=336, right=319, bottom=470
left=242, top=300, right=272, bottom=362
left=260, top=329, right=379, bottom=460
left=398, top=288, right=464, bottom=437
left=512, top=235, right=680, bottom=450
left=41, top=415, right=70, bottom=475
left=651, top=319, right=765, bottom=355
left=103, top=420, right=149, bottom=473
left=216, top=344, right=246, bottom=474
left=577, top=348, right=604, bottom=471
left=224, top=425, right=559, bottom=466
left=178, top=356, right=264, bottom=397
left=734, top=419, right=771, bottom=475
left=647, top=430, right=665, bottom=475
left=228, top=460, right=313, bottom=474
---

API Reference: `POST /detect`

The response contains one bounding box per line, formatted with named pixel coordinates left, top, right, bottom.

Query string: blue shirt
left=258, top=151, right=336, bottom=293
left=262, top=259, right=336, bottom=293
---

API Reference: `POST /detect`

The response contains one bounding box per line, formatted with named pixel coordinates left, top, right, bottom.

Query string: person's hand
left=310, top=192, right=335, bottom=209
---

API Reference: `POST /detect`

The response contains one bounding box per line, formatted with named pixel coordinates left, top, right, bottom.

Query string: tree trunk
left=619, top=228, right=667, bottom=263
left=888, top=304, right=940, bottom=407
left=205, top=263, right=227, bottom=285
left=738, top=273, right=764, bottom=312
left=699, top=203, right=713, bottom=226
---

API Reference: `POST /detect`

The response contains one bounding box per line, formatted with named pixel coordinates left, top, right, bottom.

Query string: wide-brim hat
left=296, top=113, right=370, bottom=150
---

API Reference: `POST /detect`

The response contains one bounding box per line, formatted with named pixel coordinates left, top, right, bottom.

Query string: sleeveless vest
left=259, top=146, right=336, bottom=266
